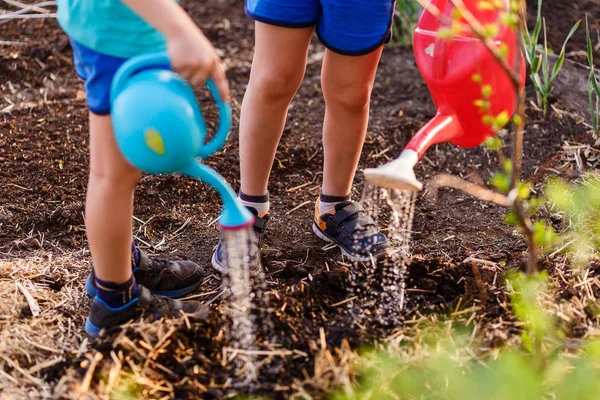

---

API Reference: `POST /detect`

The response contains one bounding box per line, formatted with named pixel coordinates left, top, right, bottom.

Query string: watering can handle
left=110, top=52, right=232, bottom=159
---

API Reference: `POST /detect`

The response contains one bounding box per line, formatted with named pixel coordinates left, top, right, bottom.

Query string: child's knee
left=89, top=164, right=141, bottom=190
left=323, top=79, right=372, bottom=113
left=250, top=68, right=304, bottom=102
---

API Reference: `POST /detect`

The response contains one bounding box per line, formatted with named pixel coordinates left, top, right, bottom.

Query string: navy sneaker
left=313, top=200, right=390, bottom=261
left=85, top=286, right=208, bottom=338
left=211, top=207, right=268, bottom=274
left=86, top=247, right=205, bottom=299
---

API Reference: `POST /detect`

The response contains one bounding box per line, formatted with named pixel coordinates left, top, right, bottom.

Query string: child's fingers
left=188, top=69, right=209, bottom=88
left=210, top=62, right=230, bottom=103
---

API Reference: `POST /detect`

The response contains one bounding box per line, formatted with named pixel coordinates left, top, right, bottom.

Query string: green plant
left=392, top=0, right=421, bottom=47
left=522, top=0, right=581, bottom=117
left=334, top=273, right=600, bottom=400
left=546, top=174, right=600, bottom=265
left=585, top=16, right=600, bottom=141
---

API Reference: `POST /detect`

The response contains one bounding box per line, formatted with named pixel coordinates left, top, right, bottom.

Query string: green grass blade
left=586, top=16, right=594, bottom=69
left=543, top=18, right=550, bottom=89
left=562, top=20, right=582, bottom=51
left=591, top=73, right=600, bottom=98
left=532, top=54, right=542, bottom=74
left=532, top=0, right=543, bottom=44
left=549, top=21, right=581, bottom=87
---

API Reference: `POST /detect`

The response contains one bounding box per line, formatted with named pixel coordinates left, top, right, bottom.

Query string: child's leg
left=320, top=46, right=384, bottom=197
left=239, top=22, right=314, bottom=197
left=85, top=112, right=141, bottom=284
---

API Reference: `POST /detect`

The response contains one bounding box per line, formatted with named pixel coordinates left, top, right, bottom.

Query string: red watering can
left=364, top=0, right=526, bottom=191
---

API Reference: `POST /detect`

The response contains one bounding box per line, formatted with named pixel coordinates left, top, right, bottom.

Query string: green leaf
left=513, top=114, right=523, bottom=125
left=504, top=211, right=519, bottom=225
left=482, top=84, right=493, bottom=98
left=531, top=54, right=542, bottom=74
left=491, top=172, right=511, bottom=193
left=517, top=182, right=532, bottom=200
left=503, top=158, right=513, bottom=174
left=533, top=221, right=556, bottom=247
left=586, top=15, right=594, bottom=70
left=549, top=20, right=581, bottom=85
left=590, top=75, right=598, bottom=131
left=483, top=136, right=503, bottom=150
left=473, top=99, right=490, bottom=111
left=549, top=50, right=566, bottom=86
left=494, top=110, right=510, bottom=129
left=542, top=18, right=550, bottom=87
left=546, top=179, right=574, bottom=210
left=590, top=71, right=600, bottom=98
left=527, top=197, right=546, bottom=214
left=531, top=0, right=543, bottom=50
left=438, top=27, right=454, bottom=40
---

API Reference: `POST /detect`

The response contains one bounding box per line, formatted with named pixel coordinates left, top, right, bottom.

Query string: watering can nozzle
left=364, top=113, right=460, bottom=192
left=363, top=150, right=423, bottom=192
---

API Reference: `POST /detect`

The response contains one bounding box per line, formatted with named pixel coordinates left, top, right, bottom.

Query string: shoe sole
left=211, top=251, right=263, bottom=275
left=211, top=251, right=228, bottom=273
left=312, top=221, right=386, bottom=262
left=84, top=317, right=102, bottom=338
left=85, top=275, right=203, bottom=299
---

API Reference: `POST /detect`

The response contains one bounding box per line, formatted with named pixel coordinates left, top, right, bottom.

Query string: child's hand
left=118, top=0, right=230, bottom=102
left=167, top=28, right=230, bottom=102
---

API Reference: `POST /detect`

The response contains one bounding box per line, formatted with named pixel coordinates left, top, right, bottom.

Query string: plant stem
left=430, top=0, right=538, bottom=273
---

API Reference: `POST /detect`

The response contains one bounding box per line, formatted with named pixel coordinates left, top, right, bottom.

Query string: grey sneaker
left=211, top=207, right=268, bottom=274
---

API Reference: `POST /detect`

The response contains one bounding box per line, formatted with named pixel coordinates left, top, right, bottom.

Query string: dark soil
left=1, top=0, right=598, bottom=398
left=527, top=0, right=600, bottom=63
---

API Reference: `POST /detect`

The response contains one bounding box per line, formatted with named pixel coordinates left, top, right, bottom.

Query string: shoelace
left=145, top=257, right=170, bottom=273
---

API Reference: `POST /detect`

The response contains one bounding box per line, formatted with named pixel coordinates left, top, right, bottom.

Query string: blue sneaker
left=211, top=207, right=267, bottom=274
left=85, top=286, right=208, bottom=338
left=86, top=247, right=205, bottom=299
left=313, top=200, right=390, bottom=261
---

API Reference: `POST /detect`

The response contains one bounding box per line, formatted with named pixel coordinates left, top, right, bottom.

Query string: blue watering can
left=110, top=52, right=254, bottom=230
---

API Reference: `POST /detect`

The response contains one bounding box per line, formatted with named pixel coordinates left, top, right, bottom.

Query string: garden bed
left=1, top=0, right=599, bottom=398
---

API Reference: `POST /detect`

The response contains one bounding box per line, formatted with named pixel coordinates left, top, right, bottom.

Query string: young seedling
left=585, top=15, right=600, bottom=141
left=392, top=0, right=422, bottom=47
left=522, top=0, right=581, bottom=117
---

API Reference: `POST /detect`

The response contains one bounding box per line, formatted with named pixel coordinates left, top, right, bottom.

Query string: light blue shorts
left=245, top=0, right=395, bottom=56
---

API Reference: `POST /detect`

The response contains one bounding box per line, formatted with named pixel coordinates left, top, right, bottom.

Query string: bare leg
left=85, top=113, right=141, bottom=283
left=320, top=46, right=384, bottom=196
left=239, top=22, right=314, bottom=196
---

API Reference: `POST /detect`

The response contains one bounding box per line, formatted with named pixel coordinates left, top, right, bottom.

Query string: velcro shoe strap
left=253, top=217, right=267, bottom=233
left=330, top=202, right=365, bottom=225
left=340, top=215, right=377, bottom=237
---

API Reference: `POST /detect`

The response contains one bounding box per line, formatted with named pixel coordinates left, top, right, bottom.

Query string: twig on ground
left=16, top=281, right=40, bottom=317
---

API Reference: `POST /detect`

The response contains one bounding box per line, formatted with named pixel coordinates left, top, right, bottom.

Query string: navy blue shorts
left=246, top=0, right=395, bottom=56
left=70, top=39, right=127, bottom=115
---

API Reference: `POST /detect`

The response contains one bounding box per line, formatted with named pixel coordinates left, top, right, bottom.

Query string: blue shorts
left=70, top=39, right=127, bottom=115
left=245, top=0, right=395, bottom=56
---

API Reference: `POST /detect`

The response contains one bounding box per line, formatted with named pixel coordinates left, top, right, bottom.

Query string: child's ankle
left=131, top=242, right=141, bottom=269
left=239, top=191, right=270, bottom=216
left=95, top=274, right=139, bottom=308
left=318, top=192, right=351, bottom=215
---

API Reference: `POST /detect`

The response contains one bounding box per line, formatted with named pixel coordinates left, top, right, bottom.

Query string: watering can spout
left=181, top=162, right=254, bottom=230
left=405, top=112, right=462, bottom=158
left=363, top=112, right=462, bottom=192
